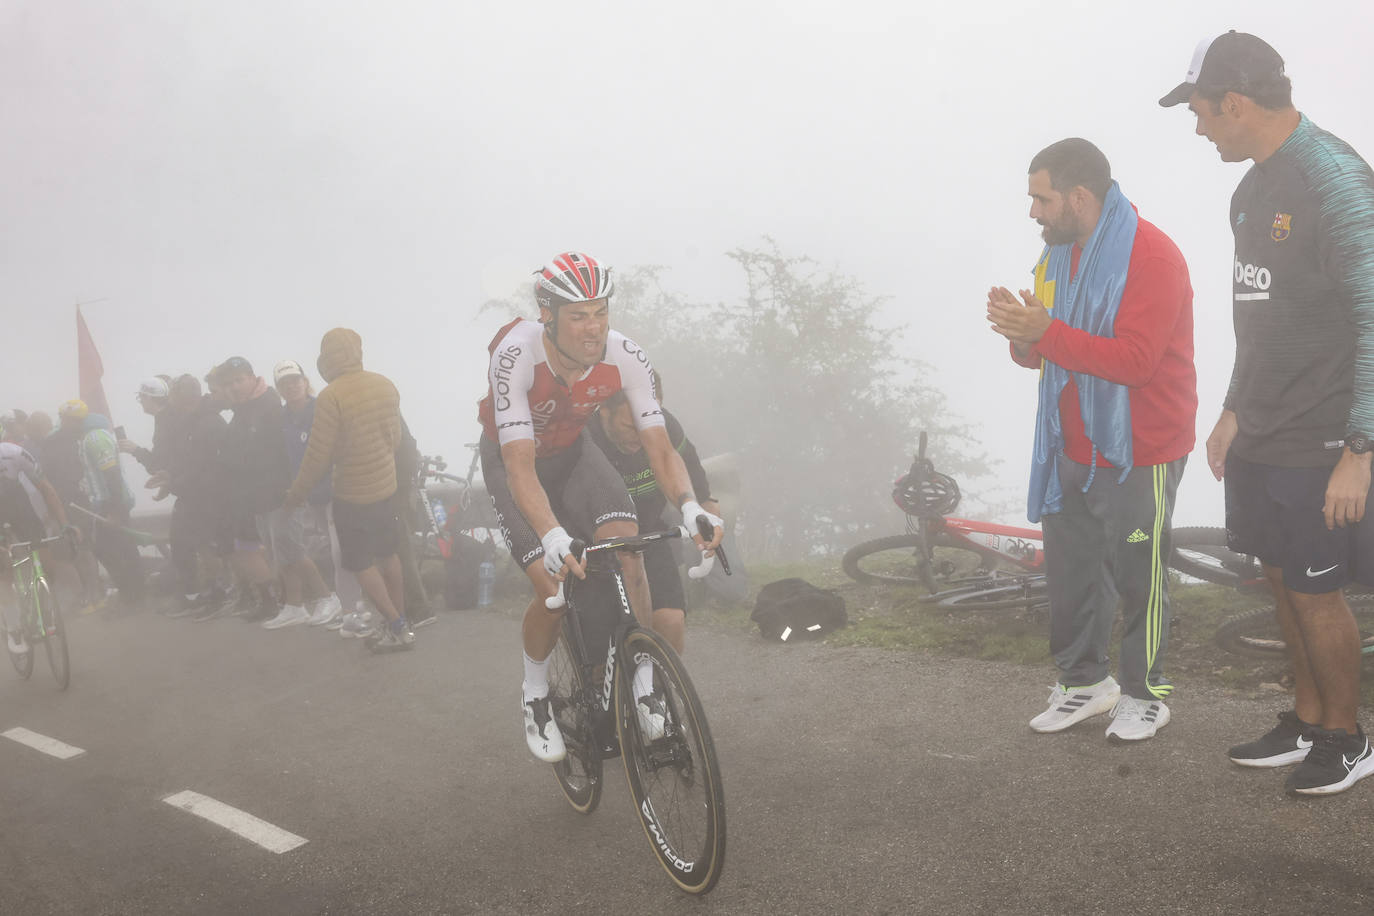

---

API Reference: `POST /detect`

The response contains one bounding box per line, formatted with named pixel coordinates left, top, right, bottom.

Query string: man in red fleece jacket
left=988, top=138, right=1197, bottom=743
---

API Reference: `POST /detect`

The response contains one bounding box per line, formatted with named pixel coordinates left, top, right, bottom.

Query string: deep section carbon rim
left=616, top=628, right=725, bottom=895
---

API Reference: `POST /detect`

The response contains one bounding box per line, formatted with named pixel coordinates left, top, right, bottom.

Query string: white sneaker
left=1105, top=696, right=1171, bottom=743
left=636, top=694, right=667, bottom=741
left=262, top=604, right=311, bottom=629
left=523, top=694, right=566, bottom=762
left=7, top=629, right=29, bottom=655
left=307, top=594, right=343, bottom=626
left=1029, top=676, right=1120, bottom=733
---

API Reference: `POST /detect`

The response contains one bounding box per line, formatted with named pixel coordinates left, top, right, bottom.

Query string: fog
left=7, top=0, right=1374, bottom=534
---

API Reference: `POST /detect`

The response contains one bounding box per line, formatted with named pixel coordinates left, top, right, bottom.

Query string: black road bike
left=544, top=519, right=728, bottom=895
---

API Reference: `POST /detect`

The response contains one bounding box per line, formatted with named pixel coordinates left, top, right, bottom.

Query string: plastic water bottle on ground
left=478, top=559, right=496, bottom=607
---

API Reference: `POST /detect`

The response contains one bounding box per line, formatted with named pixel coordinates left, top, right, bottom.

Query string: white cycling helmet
left=137, top=378, right=169, bottom=400
left=533, top=251, right=614, bottom=311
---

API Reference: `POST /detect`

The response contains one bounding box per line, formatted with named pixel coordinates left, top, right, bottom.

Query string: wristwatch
left=1348, top=434, right=1374, bottom=454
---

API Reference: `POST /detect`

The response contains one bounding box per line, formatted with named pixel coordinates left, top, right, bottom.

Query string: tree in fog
left=614, top=241, right=987, bottom=563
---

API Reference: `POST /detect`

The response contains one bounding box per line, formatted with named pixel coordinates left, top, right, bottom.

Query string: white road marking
left=2, top=727, right=86, bottom=760
left=163, top=790, right=308, bottom=854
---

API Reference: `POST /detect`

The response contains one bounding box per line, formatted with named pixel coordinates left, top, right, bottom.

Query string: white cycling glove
left=680, top=500, right=724, bottom=537
left=540, top=526, right=576, bottom=579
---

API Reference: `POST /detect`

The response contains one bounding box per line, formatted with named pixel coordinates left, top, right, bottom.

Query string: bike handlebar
left=543, top=518, right=729, bottom=610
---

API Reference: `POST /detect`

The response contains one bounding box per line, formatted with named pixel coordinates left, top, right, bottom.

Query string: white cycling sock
left=523, top=651, right=550, bottom=701
left=634, top=657, right=654, bottom=700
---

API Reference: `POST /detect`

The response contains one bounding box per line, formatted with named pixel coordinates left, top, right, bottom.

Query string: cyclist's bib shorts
left=0, top=480, right=47, bottom=544
left=643, top=539, right=686, bottom=612
left=480, top=431, right=637, bottom=571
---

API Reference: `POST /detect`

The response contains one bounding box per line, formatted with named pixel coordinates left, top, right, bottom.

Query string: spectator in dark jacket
left=218, top=357, right=290, bottom=622
left=119, top=378, right=173, bottom=474
left=263, top=359, right=341, bottom=629
left=148, top=375, right=229, bottom=613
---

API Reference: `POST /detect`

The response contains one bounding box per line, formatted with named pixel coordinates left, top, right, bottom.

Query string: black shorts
left=332, top=497, right=400, bottom=573
left=480, top=432, right=637, bottom=570
left=642, top=539, right=687, bottom=612
left=0, top=481, right=45, bottom=544
left=1225, top=452, right=1374, bottom=593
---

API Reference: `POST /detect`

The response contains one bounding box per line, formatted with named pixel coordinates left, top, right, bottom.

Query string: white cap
left=273, top=359, right=307, bottom=386
left=137, top=378, right=169, bottom=399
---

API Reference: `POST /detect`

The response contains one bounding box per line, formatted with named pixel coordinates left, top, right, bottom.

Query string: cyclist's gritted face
left=544, top=297, right=610, bottom=366
left=1027, top=168, right=1085, bottom=246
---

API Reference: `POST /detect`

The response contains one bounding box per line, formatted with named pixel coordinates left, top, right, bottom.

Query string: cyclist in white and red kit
left=476, top=251, right=723, bottom=762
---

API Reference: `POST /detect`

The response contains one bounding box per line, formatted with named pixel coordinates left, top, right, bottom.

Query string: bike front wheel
left=1215, top=604, right=1374, bottom=660
left=615, top=627, right=725, bottom=895
left=934, top=575, right=1049, bottom=612
left=8, top=587, right=33, bottom=679
left=36, top=579, right=70, bottom=690
left=548, top=625, right=602, bottom=814
left=842, top=533, right=1004, bottom=590
left=1169, top=527, right=1263, bottom=589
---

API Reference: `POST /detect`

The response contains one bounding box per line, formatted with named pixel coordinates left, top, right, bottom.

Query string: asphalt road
left=1, top=598, right=1373, bottom=915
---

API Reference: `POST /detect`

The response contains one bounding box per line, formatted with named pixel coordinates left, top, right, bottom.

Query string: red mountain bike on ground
left=843, top=434, right=1232, bottom=613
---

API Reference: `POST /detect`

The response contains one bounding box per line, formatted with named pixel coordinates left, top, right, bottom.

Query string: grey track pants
left=1041, top=455, right=1186, bottom=701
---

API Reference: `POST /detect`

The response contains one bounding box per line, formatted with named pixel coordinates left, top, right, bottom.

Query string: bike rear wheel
left=36, top=579, right=70, bottom=690
left=548, top=626, right=602, bottom=814
left=1215, top=604, right=1374, bottom=660
left=615, top=627, right=725, bottom=895
left=842, top=533, right=1006, bottom=590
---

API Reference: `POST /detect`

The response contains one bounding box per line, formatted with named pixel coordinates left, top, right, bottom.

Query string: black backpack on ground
left=750, top=578, right=847, bottom=642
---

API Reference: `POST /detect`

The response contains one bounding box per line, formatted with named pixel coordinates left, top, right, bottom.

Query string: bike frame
left=5, top=532, right=66, bottom=637
left=928, top=516, right=1045, bottom=572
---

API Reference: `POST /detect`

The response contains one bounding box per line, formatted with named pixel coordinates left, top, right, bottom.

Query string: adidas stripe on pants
left=1042, top=456, right=1187, bottom=700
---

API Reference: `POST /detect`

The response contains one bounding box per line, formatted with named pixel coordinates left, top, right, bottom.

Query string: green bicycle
left=4, top=528, right=72, bottom=690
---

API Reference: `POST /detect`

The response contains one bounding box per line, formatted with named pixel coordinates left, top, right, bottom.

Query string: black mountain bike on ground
left=1170, top=526, right=1374, bottom=661
left=544, top=519, right=727, bottom=895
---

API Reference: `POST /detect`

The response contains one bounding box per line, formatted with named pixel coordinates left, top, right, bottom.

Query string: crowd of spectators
left=2, top=328, right=430, bottom=650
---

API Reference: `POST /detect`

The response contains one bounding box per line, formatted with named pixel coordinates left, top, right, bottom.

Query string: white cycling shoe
left=523, top=695, right=566, bottom=763
left=636, top=695, right=667, bottom=741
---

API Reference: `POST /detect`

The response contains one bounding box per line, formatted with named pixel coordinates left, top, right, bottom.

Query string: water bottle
left=478, top=558, right=496, bottom=607
left=431, top=498, right=448, bottom=530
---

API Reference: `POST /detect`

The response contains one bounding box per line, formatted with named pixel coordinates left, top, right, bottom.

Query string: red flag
left=77, top=305, right=112, bottom=421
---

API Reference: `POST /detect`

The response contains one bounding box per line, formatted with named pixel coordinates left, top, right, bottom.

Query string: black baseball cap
left=218, top=356, right=254, bottom=377
left=1158, top=30, right=1286, bottom=107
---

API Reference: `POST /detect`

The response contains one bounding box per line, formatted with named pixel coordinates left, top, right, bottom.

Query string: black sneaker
left=1284, top=727, right=1374, bottom=796
left=1229, top=710, right=1315, bottom=768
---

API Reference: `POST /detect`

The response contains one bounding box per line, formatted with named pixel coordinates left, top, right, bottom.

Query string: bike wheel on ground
left=1169, top=526, right=1262, bottom=588
left=37, top=579, right=70, bottom=690
left=842, top=533, right=1008, bottom=590
left=615, top=627, right=725, bottom=895
left=933, top=575, right=1050, bottom=612
left=1215, top=604, right=1374, bottom=660
left=548, top=625, right=602, bottom=814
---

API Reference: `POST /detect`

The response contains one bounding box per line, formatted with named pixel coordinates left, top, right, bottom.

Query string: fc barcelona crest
left=1271, top=212, right=1292, bottom=242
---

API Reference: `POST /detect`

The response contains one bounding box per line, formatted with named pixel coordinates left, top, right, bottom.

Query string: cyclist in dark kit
left=1163, top=30, right=1374, bottom=795
left=586, top=372, right=718, bottom=654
